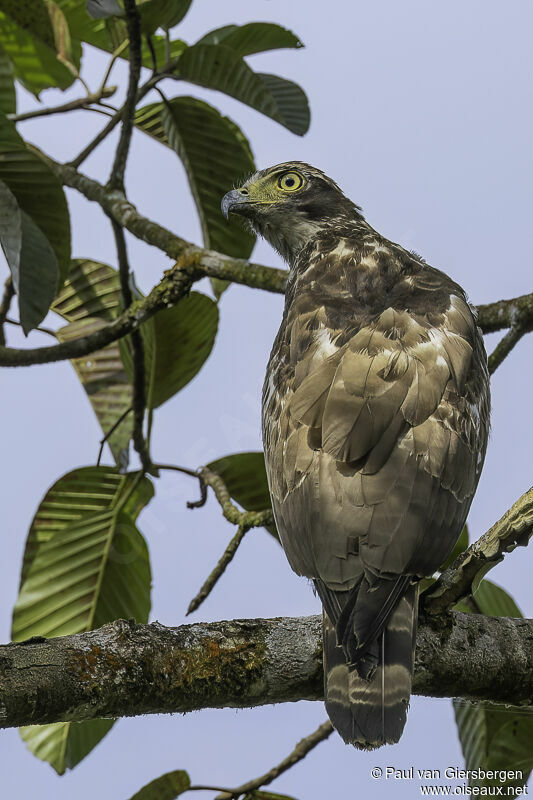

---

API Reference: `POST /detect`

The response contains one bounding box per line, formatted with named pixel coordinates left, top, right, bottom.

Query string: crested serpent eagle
left=222, top=162, right=490, bottom=748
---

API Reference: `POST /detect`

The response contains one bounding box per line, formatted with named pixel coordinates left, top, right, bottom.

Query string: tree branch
left=0, top=264, right=196, bottom=366
left=423, top=487, right=533, bottom=615
left=2, top=611, right=533, bottom=730
left=8, top=87, right=117, bottom=123
left=186, top=523, right=251, bottom=616
left=1, top=157, right=531, bottom=369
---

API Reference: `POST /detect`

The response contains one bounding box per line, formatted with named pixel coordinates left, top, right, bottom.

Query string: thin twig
left=108, top=0, right=142, bottom=192
left=68, top=54, right=181, bottom=170
left=109, top=220, right=152, bottom=474
left=154, top=463, right=207, bottom=508
left=214, top=720, right=334, bottom=799
left=9, top=87, right=117, bottom=123
left=199, top=467, right=274, bottom=528
left=5, top=317, right=56, bottom=337
left=488, top=325, right=526, bottom=374
left=97, top=406, right=133, bottom=466
left=98, top=40, right=130, bottom=94
left=0, top=276, right=14, bottom=346
left=186, top=524, right=251, bottom=615
left=423, top=486, right=533, bottom=615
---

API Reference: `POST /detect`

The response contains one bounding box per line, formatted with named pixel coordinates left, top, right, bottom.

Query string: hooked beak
left=221, top=189, right=250, bottom=220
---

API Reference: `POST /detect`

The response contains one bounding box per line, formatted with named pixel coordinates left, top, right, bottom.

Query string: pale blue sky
left=1, top=1, right=532, bottom=797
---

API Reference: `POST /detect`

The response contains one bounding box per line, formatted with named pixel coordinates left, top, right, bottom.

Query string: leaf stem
left=108, top=0, right=142, bottom=192
left=0, top=276, right=14, bottom=346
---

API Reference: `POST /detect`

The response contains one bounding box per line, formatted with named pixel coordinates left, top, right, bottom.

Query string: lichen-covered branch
left=2, top=611, right=533, bottom=730
left=476, top=292, right=533, bottom=334
left=199, top=467, right=274, bottom=528
left=0, top=264, right=195, bottom=366
left=0, top=157, right=530, bottom=368
left=423, top=487, right=533, bottom=614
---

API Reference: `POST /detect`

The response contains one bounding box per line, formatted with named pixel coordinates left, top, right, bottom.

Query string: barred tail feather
left=323, top=584, right=418, bottom=748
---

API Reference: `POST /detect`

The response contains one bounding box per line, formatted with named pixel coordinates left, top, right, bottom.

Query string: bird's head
left=221, top=162, right=362, bottom=263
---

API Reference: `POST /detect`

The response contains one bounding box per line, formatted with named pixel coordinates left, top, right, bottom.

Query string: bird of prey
left=221, top=163, right=490, bottom=748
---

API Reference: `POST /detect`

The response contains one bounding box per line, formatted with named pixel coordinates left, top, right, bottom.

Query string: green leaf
left=197, top=22, right=303, bottom=57
left=441, top=525, right=469, bottom=571
left=56, top=318, right=133, bottom=466
left=176, top=44, right=310, bottom=135
left=0, top=177, right=21, bottom=280
left=135, top=97, right=255, bottom=261
left=128, top=770, right=191, bottom=800
left=0, top=178, right=60, bottom=333
left=17, top=210, right=59, bottom=333
left=0, top=113, right=71, bottom=286
left=0, top=1, right=80, bottom=95
left=52, top=259, right=133, bottom=467
left=473, top=578, right=523, bottom=619
left=86, top=0, right=123, bottom=18
left=52, top=257, right=122, bottom=322
left=0, top=42, right=15, bottom=113
left=137, top=0, right=192, bottom=35
left=207, top=451, right=277, bottom=539
left=12, top=466, right=152, bottom=773
left=20, top=718, right=115, bottom=775
left=453, top=579, right=531, bottom=789
left=57, top=0, right=186, bottom=69
left=120, top=292, right=219, bottom=409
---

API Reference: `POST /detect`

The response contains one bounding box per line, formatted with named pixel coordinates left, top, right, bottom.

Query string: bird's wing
left=266, top=289, right=488, bottom=588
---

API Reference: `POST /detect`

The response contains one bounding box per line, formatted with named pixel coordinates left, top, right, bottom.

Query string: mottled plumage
left=222, top=163, right=490, bottom=748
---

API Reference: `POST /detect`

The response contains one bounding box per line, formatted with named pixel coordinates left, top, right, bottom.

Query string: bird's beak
left=221, top=189, right=249, bottom=220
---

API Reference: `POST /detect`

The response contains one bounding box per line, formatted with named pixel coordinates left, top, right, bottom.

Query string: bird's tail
left=322, top=583, right=418, bottom=748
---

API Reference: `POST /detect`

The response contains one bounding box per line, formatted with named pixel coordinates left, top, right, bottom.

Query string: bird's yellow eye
left=278, top=171, right=305, bottom=192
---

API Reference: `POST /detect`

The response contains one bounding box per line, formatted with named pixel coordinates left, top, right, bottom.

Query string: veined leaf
left=52, top=257, right=122, bottom=322
left=86, top=0, right=123, bottom=18
left=0, top=1, right=81, bottom=95
left=0, top=42, right=15, bottom=113
left=12, top=466, right=153, bottom=774
left=19, top=718, right=115, bottom=775
left=453, top=579, right=532, bottom=790
left=120, top=291, right=218, bottom=409
left=57, top=0, right=186, bottom=69
left=52, top=259, right=132, bottom=466
left=176, top=44, right=310, bottom=135
left=0, top=177, right=21, bottom=282
left=128, top=770, right=191, bottom=800
left=137, top=0, right=192, bottom=34
left=17, top=210, right=59, bottom=333
left=197, top=22, right=303, bottom=57
left=135, top=97, right=255, bottom=261
left=0, top=178, right=59, bottom=334
left=56, top=318, right=133, bottom=467
left=0, top=113, right=71, bottom=285
left=207, top=451, right=277, bottom=539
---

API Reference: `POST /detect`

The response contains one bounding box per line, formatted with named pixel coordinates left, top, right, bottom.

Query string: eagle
left=221, top=162, right=490, bottom=748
